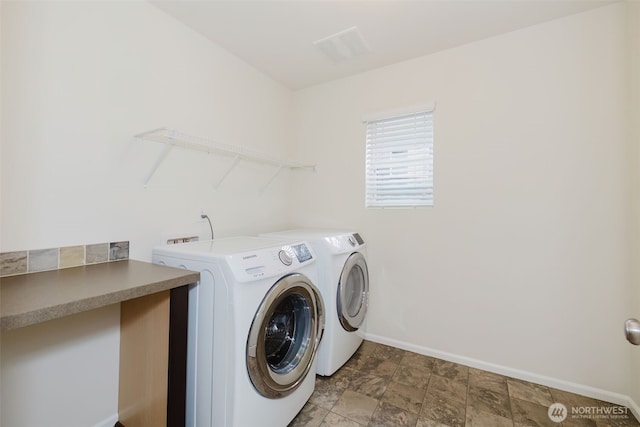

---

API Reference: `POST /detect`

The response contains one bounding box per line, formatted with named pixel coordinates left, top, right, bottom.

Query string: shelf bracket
left=214, top=155, right=241, bottom=189
left=143, top=139, right=174, bottom=188
left=259, top=165, right=284, bottom=194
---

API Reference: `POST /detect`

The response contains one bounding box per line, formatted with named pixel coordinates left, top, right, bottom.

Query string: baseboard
left=91, top=413, right=119, bottom=427
left=364, top=333, right=640, bottom=421
left=629, top=397, right=640, bottom=423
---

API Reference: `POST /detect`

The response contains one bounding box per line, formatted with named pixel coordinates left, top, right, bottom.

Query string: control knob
left=278, top=250, right=292, bottom=266
left=348, top=235, right=357, bottom=246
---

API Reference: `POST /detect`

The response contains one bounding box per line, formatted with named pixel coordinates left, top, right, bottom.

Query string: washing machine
left=152, top=237, right=324, bottom=427
left=260, top=229, right=369, bottom=376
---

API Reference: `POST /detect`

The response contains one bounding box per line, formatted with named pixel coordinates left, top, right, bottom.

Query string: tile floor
left=289, top=341, right=640, bottom=427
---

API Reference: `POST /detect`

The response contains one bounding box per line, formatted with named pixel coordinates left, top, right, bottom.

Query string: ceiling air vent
left=313, top=26, right=371, bottom=62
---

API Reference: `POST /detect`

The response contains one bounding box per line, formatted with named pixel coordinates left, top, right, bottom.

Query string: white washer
left=152, top=237, right=324, bottom=427
left=260, top=229, right=369, bottom=376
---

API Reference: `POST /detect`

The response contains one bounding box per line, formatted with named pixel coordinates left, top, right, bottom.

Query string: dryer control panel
left=325, top=233, right=366, bottom=254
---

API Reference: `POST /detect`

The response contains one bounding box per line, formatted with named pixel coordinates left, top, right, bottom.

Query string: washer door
left=337, top=252, right=369, bottom=332
left=246, top=273, right=324, bottom=399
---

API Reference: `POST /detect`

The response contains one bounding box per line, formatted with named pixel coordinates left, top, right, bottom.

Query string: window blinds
left=365, top=107, right=434, bottom=208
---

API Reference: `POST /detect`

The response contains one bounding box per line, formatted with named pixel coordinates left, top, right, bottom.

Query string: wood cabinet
left=118, top=286, right=189, bottom=427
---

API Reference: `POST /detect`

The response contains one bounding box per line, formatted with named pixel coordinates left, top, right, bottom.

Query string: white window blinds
left=365, top=105, right=434, bottom=208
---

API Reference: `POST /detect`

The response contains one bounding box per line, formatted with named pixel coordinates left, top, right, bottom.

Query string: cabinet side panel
left=118, top=291, right=170, bottom=426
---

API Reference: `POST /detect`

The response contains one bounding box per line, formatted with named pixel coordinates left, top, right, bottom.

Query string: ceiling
left=151, top=0, right=615, bottom=90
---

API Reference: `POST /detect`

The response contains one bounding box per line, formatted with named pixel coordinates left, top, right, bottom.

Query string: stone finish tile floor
left=289, top=341, right=640, bottom=427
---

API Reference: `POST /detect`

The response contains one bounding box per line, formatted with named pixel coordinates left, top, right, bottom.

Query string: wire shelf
left=135, top=127, right=315, bottom=189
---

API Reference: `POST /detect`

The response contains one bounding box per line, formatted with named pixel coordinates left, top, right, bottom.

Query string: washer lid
left=153, top=236, right=289, bottom=257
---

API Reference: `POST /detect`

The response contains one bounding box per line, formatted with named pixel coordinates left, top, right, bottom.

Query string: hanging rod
left=135, top=127, right=316, bottom=187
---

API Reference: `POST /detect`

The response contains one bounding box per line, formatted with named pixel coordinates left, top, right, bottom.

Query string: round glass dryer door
left=246, top=273, right=324, bottom=399
left=337, top=252, right=369, bottom=332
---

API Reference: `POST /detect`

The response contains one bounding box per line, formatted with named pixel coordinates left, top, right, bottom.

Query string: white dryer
left=152, top=237, right=324, bottom=427
left=260, top=229, right=369, bottom=376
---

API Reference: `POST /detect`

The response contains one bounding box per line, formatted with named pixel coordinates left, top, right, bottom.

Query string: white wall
left=0, top=1, right=295, bottom=425
left=292, top=3, right=633, bottom=401
left=629, top=0, right=640, bottom=413
left=1, top=306, right=121, bottom=427
left=0, top=2, right=4, bottom=424
left=1, top=1, right=296, bottom=257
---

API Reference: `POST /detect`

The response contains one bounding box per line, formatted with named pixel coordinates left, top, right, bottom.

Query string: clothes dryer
left=153, top=237, right=324, bottom=427
left=260, top=229, right=369, bottom=376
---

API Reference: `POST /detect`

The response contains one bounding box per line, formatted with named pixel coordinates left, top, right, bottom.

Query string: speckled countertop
left=0, top=260, right=199, bottom=331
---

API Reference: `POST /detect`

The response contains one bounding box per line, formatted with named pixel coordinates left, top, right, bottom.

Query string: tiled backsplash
left=0, top=241, right=129, bottom=277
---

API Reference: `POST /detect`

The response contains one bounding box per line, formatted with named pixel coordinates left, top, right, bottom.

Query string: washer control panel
left=229, top=242, right=315, bottom=281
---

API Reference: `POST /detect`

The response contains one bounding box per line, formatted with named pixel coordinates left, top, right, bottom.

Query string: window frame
left=363, top=102, right=435, bottom=209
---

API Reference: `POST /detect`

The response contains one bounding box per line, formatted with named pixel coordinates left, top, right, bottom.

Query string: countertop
left=0, top=260, right=200, bottom=331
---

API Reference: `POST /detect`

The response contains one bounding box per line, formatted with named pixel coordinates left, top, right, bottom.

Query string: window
left=364, top=103, right=434, bottom=208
